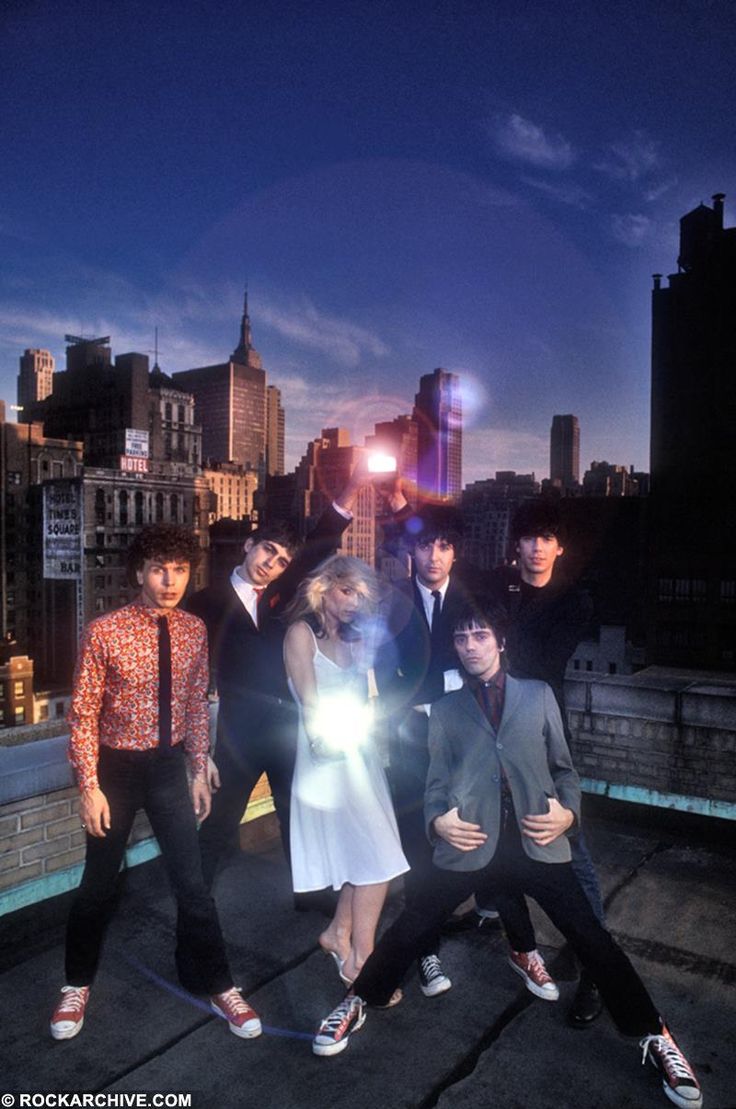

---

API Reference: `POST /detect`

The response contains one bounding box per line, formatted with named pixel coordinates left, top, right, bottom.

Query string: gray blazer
left=424, top=676, right=581, bottom=871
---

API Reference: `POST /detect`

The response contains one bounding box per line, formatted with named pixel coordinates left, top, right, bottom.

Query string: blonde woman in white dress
left=284, top=555, right=408, bottom=988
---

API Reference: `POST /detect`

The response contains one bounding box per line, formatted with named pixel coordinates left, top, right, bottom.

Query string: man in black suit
left=188, top=468, right=366, bottom=890
left=377, top=499, right=471, bottom=1000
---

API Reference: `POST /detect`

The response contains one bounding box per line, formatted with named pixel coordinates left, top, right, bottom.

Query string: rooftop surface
left=3, top=798, right=735, bottom=1109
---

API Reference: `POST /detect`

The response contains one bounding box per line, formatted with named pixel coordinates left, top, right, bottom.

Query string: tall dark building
left=172, top=293, right=266, bottom=472
left=648, top=191, right=736, bottom=669
left=413, top=368, right=462, bottom=501
left=550, top=414, right=580, bottom=488
left=266, top=384, right=285, bottom=476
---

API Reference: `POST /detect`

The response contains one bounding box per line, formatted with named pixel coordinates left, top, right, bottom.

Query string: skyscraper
left=17, top=348, right=55, bottom=417
left=413, top=368, right=462, bottom=501
left=550, top=414, right=580, bottom=488
left=648, top=191, right=736, bottom=668
left=173, top=293, right=266, bottom=471
left=266, top=384, right=285, bottom=476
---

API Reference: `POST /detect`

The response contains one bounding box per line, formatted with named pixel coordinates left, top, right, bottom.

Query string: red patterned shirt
left=67, top=600, right=210, bottom=792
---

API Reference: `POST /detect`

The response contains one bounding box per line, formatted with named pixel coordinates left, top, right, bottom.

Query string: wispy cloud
left=610, top=214, right=652, bottom=247
left=463, top=426, right=549, bottom=484
left=594, top=131, right=659, bottom=183
left=643, top=177, right=678, bottom=203
left=521, top=176, right=594, bottom=209
left=256, top=295, right=389, bottom=367
left=492, top=113, right=575, bottom=171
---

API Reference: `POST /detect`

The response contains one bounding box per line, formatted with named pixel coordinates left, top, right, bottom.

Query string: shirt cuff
left=332, top=501, right=353, bottom=521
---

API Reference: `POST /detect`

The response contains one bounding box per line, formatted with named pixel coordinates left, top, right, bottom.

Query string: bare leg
left=342, top=881, right=389, bottom=983
left=319, top=883, right=354, bottom=963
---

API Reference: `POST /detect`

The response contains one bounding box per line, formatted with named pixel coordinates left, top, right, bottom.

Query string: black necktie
left=158, top=616, right=172, bottom=752
left=430, top=590, right=442, bottom=640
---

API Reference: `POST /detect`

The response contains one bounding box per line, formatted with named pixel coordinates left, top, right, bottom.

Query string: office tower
left=17, top=349, right=55, bottom=416
left=413, top=368, right=462, bottom=501
left=648, top=191, right=736, bottom=668
left=173, top=294, right=266, bottom=471
left=266, top=384, right=285, bottom=476
left=550, top=414, right=580, bottom=488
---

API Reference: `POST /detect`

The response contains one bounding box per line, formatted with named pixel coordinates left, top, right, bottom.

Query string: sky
left=2, top=0, right=735, bottom=483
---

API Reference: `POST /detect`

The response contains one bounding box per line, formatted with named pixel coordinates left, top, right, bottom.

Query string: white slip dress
left=288, top=627, right=409, bottom=892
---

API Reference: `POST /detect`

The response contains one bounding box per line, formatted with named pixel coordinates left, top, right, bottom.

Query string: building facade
left=550, top=413, right=580, bottom=489
left=413, top=368, right=462, bottom=501
left=17, top=348, right=55, bottom=416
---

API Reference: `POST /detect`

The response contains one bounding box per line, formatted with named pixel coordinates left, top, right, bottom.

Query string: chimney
left=652, top=273, right=662, bottom=290
left=712, top=192, right=725, bottom=230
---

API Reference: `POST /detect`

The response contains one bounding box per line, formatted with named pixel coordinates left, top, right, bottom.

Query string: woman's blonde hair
left=287, top=555, right=379, bottom=635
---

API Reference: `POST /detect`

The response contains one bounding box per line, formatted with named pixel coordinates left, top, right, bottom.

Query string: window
left=135, top=490, right=144, bottom=525
left=171, top=494, right=178, bottom=522
left=15, top=706, right=25, bottom=724
left=155, top=492, right=164, bottom=522
left=608, top=663, right=617, bottom=675
left=721, top=581, right=736, bottom=605
left=14, top=680, right=24, bottom=696
left=165, top=403, right=172, bottom=422
left=38, top=703, right=49, bottom=721
left=55, top=702, right=65, bottom=718
left=178, top=404, right=185, bottom=424
left=52, top=461, right=63, bottom=478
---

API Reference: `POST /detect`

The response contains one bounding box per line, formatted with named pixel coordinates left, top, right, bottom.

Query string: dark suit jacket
left=424, top=678, right=581, bottom=871
left=376, top=573, right=474, bottom=715
left=186, top=505, right=351, bottom=739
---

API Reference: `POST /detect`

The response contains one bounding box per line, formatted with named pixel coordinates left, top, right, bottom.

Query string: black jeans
left=353, top=821, right=661, bottom=1037
left=65, top=746, right=232, bottom=996
left=198, top=699, right=297, bottom=890
left=389, top=708, right=442, bottom=960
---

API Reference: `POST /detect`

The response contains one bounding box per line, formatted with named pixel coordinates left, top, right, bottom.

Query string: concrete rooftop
left=3, top=797, right=735, bottom=1109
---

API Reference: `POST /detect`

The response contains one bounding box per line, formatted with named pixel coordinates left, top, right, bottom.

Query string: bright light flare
left=367, top=452, right=397, bottom=474
left=310, top=691, right=373, bottom=758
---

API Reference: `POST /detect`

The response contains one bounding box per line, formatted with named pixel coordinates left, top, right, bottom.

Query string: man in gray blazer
left=312, top=600, right=702, bottom=1109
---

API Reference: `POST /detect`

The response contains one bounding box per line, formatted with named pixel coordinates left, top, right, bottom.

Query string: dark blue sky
left=2, top=0, right=734, bottom=480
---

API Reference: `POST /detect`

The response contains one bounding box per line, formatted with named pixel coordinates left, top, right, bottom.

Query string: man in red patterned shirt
left=50, top=524, right=262, bottom=1043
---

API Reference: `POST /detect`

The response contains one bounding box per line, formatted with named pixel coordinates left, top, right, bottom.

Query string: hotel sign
left=43, top=480, right=83, bottom=579
left=119, top=455, right=149, bottom=473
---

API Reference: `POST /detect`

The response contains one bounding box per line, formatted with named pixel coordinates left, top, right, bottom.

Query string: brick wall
left=0, top=784, right=154, bottom=896
left=566, top=666, right=736, bottom=816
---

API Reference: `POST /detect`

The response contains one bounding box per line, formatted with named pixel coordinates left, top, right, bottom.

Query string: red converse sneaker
left=210, top=987, right=262, bottom=1038
left=50, top=985, right=90, bottom=1040
left=640, top=1026, right=703, bottom=1109
left=507, top=948, right=559, bottom=1000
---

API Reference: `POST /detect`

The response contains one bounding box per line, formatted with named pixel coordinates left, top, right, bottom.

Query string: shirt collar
left=465, top=667, right=506, bottom=694
left=415, top=576, right=450, bottom=603
left=131, top=599, right=178, bottom=624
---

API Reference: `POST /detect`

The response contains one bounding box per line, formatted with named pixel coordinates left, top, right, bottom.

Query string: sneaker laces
left=421, top=955, right=442, bottom=978
left=57, top=986, right=88, bottom=1014
left=640, top=1031, right=697, bottom=1083
left=526, top=950, right=551, bottom=979
left=215, top=987, right=251, bottom=1016
left=320, top=995, right=360, bottom=1035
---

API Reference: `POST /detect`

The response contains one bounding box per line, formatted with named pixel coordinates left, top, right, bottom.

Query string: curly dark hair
left=126, top=524, right=203, bottom=586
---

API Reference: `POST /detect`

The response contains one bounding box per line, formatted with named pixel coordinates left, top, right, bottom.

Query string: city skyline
left=2, top=2, right=735, bottom=481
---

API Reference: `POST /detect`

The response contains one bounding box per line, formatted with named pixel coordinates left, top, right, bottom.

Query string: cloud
left=643, top=177, right=678, bottom=203
left=463, top=426, right=549, bottom=484
left=492, top=113, right=575, bottom=171
left=610, top=214, right=652, bottom=247
left=521, top=176, right=594, bottom=209
left=255, top=295, right=390, bottom=368
left=594, top=131, right=659, bottom=183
